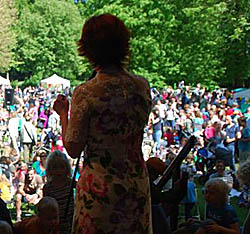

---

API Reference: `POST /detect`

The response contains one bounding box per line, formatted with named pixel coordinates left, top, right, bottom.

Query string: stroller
left=195, top=142, right=233, bottom=185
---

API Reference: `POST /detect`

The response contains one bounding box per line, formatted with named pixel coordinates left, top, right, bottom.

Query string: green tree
left=12, top=0, right=83, bottom=85
left=0, top=0, right=17, bottom=73
left=220, top=0, right=250, bottom=87
left=77, top=0, right=229, bottom=88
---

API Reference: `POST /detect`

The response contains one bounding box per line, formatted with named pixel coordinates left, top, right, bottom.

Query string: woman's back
left=68, top=69, right=153, bottom=234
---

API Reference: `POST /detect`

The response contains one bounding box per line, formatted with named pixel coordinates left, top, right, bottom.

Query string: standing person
left=53, top=13, right=153, bottom=234
left=8, top=112, right=20, bottom=157
left=237, top=117, right=250, bottom=164
left=43, top=150, right=74, bottom=234
left=47, top=109, right=59, bottom=131
left=151, top=108, right=163, bottom=151
left=224, top=115, right=241, bottom=172
left=21, top=115, right=37, bottom=163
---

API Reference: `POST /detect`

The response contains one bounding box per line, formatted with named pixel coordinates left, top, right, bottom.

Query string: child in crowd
left=174, top=178, right=240, bottom=234
left=43, top=150, right=74, bottom=234
left=237, top=158, right=250, bottom=234
left=181, top=156, right=197, bottom=221
left=14, top=196, right=59, bottom=234
left=195, top=178, right=240, bottom=234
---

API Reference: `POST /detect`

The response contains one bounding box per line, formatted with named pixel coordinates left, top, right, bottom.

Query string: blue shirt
left=225, top=124, right=240, bottom=145
left=238, top=127, right=250, bottom=152
left=206, top=203, right=239, bottom=228
left=182, top=180, right=196, bottom=203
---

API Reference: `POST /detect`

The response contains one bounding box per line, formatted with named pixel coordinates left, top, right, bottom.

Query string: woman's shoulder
left=128, top=72, right=150, bottom=89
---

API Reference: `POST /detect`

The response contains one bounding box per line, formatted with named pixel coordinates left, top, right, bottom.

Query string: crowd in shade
left=0, top=81, right=249, bottom=233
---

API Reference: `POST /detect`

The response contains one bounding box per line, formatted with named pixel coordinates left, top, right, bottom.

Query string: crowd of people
left=0, top=13, right=249, bottom=234
left=0, top=81, right=249, bottom=233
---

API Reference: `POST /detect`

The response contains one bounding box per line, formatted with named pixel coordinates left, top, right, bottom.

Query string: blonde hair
left=46, top=150, right=72, bottom=179
left=237, top=158, right=250, bottom=186
left=205, top=178, right=229, bottom=205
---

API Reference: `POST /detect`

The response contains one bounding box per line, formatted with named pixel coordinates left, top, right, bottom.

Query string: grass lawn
left=8, top=180, right=248, bottom=227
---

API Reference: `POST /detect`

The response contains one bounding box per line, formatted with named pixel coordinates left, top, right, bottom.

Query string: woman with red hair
left=54, top=14, right=152, bottom=233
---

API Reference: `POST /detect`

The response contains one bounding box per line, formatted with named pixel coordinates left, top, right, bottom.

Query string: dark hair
left=216, top=159, right=225, bottom=169
left=78, top=13, right=131, bottom=68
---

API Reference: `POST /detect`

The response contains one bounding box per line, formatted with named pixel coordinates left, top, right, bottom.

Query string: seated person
left=174, top=178, right=240, bottom=234
left=236, top=158, right=250, bottom=234
left=196, top=178, right=240, bottom=234
left=16, top=167, right=43, bottom=221
left=14, top=196, right=59, bottom=234
left=209, top=160, right=233, bottom=190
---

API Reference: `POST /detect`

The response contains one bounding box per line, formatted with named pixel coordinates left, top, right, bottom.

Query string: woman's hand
left=53, top=94, right=69, bottom=116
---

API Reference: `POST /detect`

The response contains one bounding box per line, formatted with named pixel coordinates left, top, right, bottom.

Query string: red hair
left=78, top=13, right=131, bottom=68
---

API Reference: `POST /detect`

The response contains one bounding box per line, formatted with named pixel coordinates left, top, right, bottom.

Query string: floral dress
left=66, top=69, right=153, bottom=234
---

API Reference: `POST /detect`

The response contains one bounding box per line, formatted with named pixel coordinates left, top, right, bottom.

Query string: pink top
left=205, top=126, right=215, bottom=139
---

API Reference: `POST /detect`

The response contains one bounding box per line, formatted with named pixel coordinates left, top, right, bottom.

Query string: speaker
left=5, top=88, right=14, bottom=106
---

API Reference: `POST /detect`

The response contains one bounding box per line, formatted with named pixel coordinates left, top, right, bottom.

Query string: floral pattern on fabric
left=67, top=69, right=152, bottom=234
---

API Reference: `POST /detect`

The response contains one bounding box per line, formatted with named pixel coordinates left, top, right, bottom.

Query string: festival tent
left=40, top=74, right=70, bottom=88
left=233, top=88, right=250, bottom=100
left=0, top=75, right=11, bottom=85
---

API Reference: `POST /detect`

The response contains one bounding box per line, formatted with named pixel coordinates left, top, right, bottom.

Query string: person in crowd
left=47, top=109, right=60, bottom=131
left=224, top=115, right=241, bottom=172
left=16, top=167, right=43, bottom=221
left=0, top=198, right=13, bottom=230
left=193, top=111, right=204, bottom=136
left=209, top=160, right=233, bottom=190
left=237, top=116, right=250, bottom=164
left=204, top=121, right=215, bottom=143
left=213, top=121, right=225, bottom=145
left=181, top=173, right=197, bottom=221
left=151, top=108, right=163, bottom=151
left=21, top=114, right=37, bottom=163
left=8, top=112, right=20, bottom=157
left=147, top=157, right=189, bottom=234
left=0, top=173, right=12, bottom=203
left=195, top=178, right=240, bottom=234
left=28, top=102, right=39, bottom=126
left=53, top=13, right=153, bottom=234
left=236, top=158, right=250, bottom=234
left=166, top=102, right=177, bottom=129
left=39, top=107, right=50, bottom=129
left=43, top=150, right=74, bottom=234
left=9, top=147, right=20, bottom=165
left=14, top=196, right=60, bottom=234
left=32, top=152, right=47, bottom=180
left=0, top=221, right=13, bottom=234
left=174, top=179, right=240, bottom=234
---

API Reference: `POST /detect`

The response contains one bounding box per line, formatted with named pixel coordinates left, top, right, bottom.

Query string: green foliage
left=7, top=0, right=250, bottom=88
left=12, top=0, right=83, bottom=83
left=0, top=0, right=17, bottom=73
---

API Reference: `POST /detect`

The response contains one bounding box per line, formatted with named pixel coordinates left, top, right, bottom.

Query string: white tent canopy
left=0, top=75, right=11, bottom=86
left=40, top=74, right=70, bottom=88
